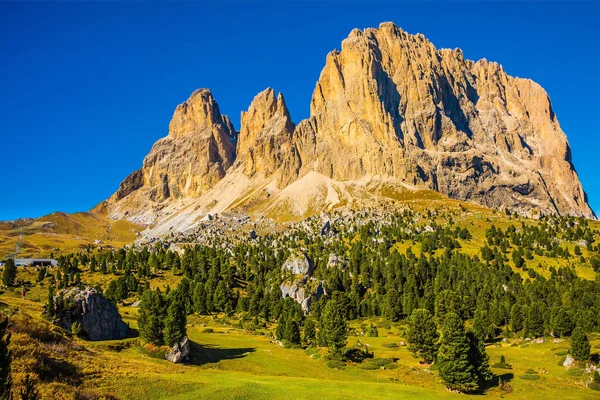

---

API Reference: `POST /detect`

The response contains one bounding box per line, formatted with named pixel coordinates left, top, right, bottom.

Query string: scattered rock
left=563, top=355, right=575, bottom=368
left=321, top=220, right=331, bottom=236
left=166, top=336, right=190, bottom=363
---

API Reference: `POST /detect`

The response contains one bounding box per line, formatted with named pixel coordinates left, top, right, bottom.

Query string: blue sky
left=1, top=2, right=598, bottom=220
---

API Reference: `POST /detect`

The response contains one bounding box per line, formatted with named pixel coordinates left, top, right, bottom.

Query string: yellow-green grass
left=2, top=295, right=599, bottom=399
left=0, top=211, right=143, bottom=258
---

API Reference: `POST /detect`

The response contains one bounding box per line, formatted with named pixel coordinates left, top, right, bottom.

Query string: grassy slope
left=2, top=294, right=598, bottom=400
left=0, top=211, right=143, bottom=259
left=2, top=192, right=600, bottom=399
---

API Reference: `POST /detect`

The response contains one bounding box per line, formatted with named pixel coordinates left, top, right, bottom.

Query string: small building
left=15, top=258, right=58, bottom=267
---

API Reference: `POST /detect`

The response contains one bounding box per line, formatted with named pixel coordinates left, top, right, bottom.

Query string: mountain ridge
left=98, top=22, right=595, bottom=233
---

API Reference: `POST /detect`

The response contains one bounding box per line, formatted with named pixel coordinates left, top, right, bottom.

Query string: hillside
left=0, top=211, right=143, bottom=259
left=2, top=201, right=600, bottom=399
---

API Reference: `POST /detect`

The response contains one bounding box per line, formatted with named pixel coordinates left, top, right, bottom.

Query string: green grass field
left=3, top=294, right=598, bottom=400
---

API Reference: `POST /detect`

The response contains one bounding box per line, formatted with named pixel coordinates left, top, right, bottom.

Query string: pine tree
left=437, top=313, right=479, bottom=393
left=284, top=319, right=301, bottom=345
left=2, top=258, right=16, bottom=287
left=527, top=302, right=545, bottom=338
left=137, top=289, right=166, bottom=345
left=570, top=327, right=590, bottom=361
left=320, top=298, right=348, bottom=357
left=0, top=316, right=11, bottom=400
left=275, top=315, right=286, bottom=341
left=163, top=297, right=187, bottom=347
left=303, top=318, right=316, bottom=346
left=467, top=330, right=493, bottom=385
left=384, top=288, right=402, bottom=322
left=36, top=267, right=46, bottom=282
left=551, top=308, right=572, bottom=338
left=406, top=308, right=439, bottom=363
left=192, top=282, right=207, bottom=314
left=45, top=285, right=55, bottom=317
left=510, top=303, right=523, bottom=333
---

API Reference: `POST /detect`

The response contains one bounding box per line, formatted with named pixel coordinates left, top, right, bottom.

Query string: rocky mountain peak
left=103, top=23, right=595, bottom=228
left=235, top=88, right=297, bottom=182
left=168, top=88, right=228, bottom=138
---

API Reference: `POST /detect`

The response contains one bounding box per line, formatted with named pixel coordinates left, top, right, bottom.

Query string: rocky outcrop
left=280, top=253, right=324, bottom=314
left=280, top=279, right=325, bottom=315
left=166, top=336, right=190, bottom=363
left=282, top=252, right=313, bottom=276
left=102, top=22, right=595, bottom=225
left=53, top=287, right=128, bottom=341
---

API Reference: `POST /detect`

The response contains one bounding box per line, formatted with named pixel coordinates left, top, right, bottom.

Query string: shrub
left=566, top=368, right=583, bottom=377
left=360, top=362, right=380, bottom=370
left=305, top=347, right=320, bottom=356
left=370, top=358, right=393, bottom=367
left=590, top=382, right=600, bottom=391
left=201, top=328, right=214, bottom=333
left=557, top=356, right=566, bottom=366
left=325, top=360, right=346, bottom=369
left=71, top=321, right=83, bottom=338
left=138, top=342, right=169, bottom=359
left=525, top=369, right=537, bottom=375
left=520, top=374, right=540, bottom=380
left=555, top=350, right=568, bottom=356
left=381, top=343, right=399, bottom=348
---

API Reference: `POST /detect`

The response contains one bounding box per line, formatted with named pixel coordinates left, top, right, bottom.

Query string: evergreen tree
left=467, top=330, right=493, bottom=385
left=551, top=308, right=572, bottom=338
left=284, top=319, right=301, bottom=345
left=437, top=313, right=479, bottom=393
left=36, top=267, right=46, bottom=282
left=406, top=309, right=439, bottom=363
left=320, top=298, right=348, bottom=357
left=384, top=288, right=402, bottom=322
left=303, top=318, right=316, bottom=345
left=527, top=302, right=545, bottom=338
left=510, top=303, right=523, bottom=333
left=0, top=317, right=11, bottom=400
left=137, top=289, right=166, bottom=345
left=192, top=282, right=207, bottom=314
left=570, top=327, right=590, bottom=361
left=2, top=258, right=16, bottom=287
left=45, top=285, right=55, bottom=317
left=163, top=297, right=187, bottom=347
left=275, top=315, right=286, bottom=341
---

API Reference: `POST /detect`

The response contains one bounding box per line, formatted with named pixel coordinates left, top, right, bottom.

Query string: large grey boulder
left=166, top=336, right=190, bottom=363
left=280, top=279, right=325, bottom=314
left=282, top=253, right=313, bottom=276
left=53, top=287, right=128, bottom=341
left=280, top=252, right=325, bottom=314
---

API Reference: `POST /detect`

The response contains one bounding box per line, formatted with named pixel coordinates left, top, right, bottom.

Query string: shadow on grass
left=477, top=372, right=514, bottom=395
left=187, top=340, right=255, bottom=366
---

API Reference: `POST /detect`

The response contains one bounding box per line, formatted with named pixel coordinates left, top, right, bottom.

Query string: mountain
left=98, top=22, right=595, bottom=233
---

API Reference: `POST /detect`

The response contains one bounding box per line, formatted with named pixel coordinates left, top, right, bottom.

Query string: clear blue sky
left=1, top=2, right=598, bottom=220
